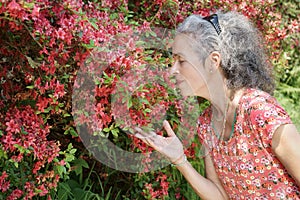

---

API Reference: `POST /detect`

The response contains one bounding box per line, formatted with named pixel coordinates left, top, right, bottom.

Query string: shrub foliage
left=0, top=0, right=299, bottom=199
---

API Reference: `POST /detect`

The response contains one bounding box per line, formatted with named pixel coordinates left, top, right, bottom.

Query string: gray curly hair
left=176, top=11, right=275, bottom=94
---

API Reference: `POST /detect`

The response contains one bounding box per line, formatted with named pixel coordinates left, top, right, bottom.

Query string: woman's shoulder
left=240, top=88, right=280, bottom=110
left=243, top=88, right=273, bottom=101
left=240, top=87, right=291, bottom=124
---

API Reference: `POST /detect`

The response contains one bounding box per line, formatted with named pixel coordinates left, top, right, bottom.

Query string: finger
left=135, top=134, right=157, bottom=149
left=163, top=120, right=176, bottom=137
left=134, top=127, right=156, bottom=139
left=144, top=137, right=156, bottom=147
left=133, top=132, right=146, bottom=140
left=133, top=127, right=148, bottom=138
left=133, top=133, right=152, bottom=146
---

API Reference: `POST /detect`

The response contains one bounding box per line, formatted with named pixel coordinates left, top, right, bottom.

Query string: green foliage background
left=273, top=1, right=300, bottom=131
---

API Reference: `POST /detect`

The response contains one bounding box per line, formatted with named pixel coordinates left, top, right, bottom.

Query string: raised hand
left=134, top=120, right=184, bottom=163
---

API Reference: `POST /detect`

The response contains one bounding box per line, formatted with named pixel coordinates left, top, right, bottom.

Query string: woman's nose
left=169, top=62, right=179, bottom=75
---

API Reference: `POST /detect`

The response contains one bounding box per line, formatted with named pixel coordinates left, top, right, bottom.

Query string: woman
left=134, top=11, right=300, bottom=199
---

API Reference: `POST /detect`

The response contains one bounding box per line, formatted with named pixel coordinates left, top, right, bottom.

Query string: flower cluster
left=0, top=106, right=61, bottom=199
left=143, top=173, right=170, bottom=200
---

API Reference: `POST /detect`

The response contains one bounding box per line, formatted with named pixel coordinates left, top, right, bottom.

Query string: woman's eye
left=173, top=55, right=186, bottom=65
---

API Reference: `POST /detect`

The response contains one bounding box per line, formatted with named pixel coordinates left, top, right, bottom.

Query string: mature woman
left=135, top=11, right=300, bottom=199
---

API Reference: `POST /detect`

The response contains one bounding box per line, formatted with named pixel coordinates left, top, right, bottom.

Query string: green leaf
left=23, top=2, right=34, bottom=9
left=67, top=143, right=73, bottom=151
left=78, top=158, right=89, bottom=168
left=70, top=148, right=77, bottom=154
left=13, top=144, right=25, bottom=153
left=43, top=107, right=51, bottom=113
left=89, top=18, right=99, bottom=30
left=127, top=98, right=133, bottom=108
left=73, top=158, right=89, bottom=175
left=111, top=128, right=119, bottom=138
left=144, top=108, right=151, bottom=113
left=56, top=165, right=66, bottom=176
left=64, top=127, right=78, bottom=137
left=25, top=56, right=39, bottom=68
left=103, top=127, right=110, bottom=132
left=89, top=39, right=95, bottom=47
left=73, top=188, right=86, bottom=200
left=0, top=148, right=7, bottom=159
left=110, top=13, right=119, bottom=20
left=63, top=113, right=71, bottom=117
left=58, top=182, right=71, bottom=200
left=58, top=103, right=65, bottom=107
left=65, top=153, right=75, bottom=162
left=70, top=128, right=78, bottom=137
left=13, top=160, right=19, bottom=168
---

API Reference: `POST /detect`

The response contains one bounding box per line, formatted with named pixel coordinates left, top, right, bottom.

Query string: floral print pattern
left=198, top=88, right=300, bottom=199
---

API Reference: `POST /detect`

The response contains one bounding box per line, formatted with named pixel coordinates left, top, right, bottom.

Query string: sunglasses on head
left=203, top=14, right=222, bottom=35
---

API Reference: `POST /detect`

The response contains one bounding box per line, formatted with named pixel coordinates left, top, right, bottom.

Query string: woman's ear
left=209, top=51, right=221, bottom=70
left=204, top=51, right=221, bottom=73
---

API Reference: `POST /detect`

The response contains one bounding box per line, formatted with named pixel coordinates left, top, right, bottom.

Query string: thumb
left=163, top=120, right=176, bottom=137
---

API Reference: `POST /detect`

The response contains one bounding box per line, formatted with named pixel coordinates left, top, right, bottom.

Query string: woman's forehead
left=172, top=34, right=195, bottom=55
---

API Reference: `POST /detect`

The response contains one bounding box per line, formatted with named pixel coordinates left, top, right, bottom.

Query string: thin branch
left=0, top=16, right=43, bottom=49
left=21, top=22, right=43, bottom=49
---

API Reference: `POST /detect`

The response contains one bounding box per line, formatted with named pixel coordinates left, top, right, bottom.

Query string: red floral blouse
left=198, top=88, right=300, bottom=199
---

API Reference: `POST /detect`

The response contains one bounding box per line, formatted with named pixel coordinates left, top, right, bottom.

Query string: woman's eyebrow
left=172, top=54, right=179, bottom=60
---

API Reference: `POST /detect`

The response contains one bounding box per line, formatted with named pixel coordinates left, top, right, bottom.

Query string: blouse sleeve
left=248, top=96, right=292, bottom=148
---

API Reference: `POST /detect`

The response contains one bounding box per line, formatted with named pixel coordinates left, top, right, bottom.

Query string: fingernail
left=163, top=120, right=168, bottom=126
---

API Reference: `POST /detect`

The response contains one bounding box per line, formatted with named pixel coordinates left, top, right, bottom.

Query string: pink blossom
left=36, top=97, right=50, bottom=112
left=5, top=119, right=20, bottom=133
left=37, top=184, right=48, bottom=196
left=175, top=192, right=181, bottom=199
left=0, top=171, right=10, bottom=192
left=58, top=159, right=66, bottom=166
left=7, top=189, right=23, bottom=200
left=54, top=81, right=65, bottom=98
left=7, top=0, right=21, bottom=12
left=56, top=28, right=66, bottom=40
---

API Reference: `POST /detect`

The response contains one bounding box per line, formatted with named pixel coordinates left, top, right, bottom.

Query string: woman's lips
left=176, top=79, right=185, bottom=85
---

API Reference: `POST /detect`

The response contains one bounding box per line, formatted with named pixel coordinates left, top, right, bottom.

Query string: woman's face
left=170, top=34, right=209, bottom=97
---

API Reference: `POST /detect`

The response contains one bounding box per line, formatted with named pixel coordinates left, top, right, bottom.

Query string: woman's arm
left=175, top=150, right=229, bottom=200
left=134, top=120, right=228, bottom=200
left=272, top=123, right=300, bottom=186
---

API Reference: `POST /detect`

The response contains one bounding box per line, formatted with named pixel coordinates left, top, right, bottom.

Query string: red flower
left=175, top=192, right=181, bottom=199
left=160, top=180, right=169, bottom=194
left=0, top=171, right=10, bottom=192
left=37, top=184, right=48, bottom=196
left=5, top=119, right=20, bottom=133
left=36, top=97, right=50, bottom=112
left=31, top=5, right=40, bottom=19
left=54, top=81, right=65, bottom=98
left=32, top=161, right=44, bottom=175
left=11, top=154, right=23, bottom=162
left=7, top=189, right=23, bottom=200
left=7, top=0, right=21, bottom=12
left=56, top=28, right=66, bottom=40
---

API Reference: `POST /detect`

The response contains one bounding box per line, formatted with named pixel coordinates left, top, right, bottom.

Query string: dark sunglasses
left=203, top=14, right=222, bottom=35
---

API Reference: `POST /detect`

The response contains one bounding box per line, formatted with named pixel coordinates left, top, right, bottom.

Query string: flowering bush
left=0, top=0, right=299, bottom=199
left=0, top=106, right=63, bottom=199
